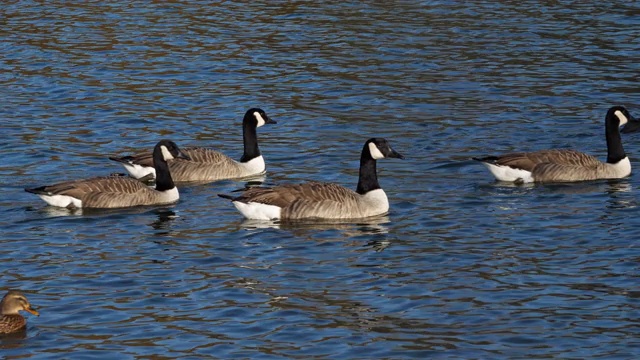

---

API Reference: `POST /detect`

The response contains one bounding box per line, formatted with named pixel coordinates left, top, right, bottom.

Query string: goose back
left=531, top=157, right=630, bottom=182
left=229, top=182, right=389, bottom=219
left=488, top=149, right=602, bottom=171
left=170, top=147, right=264, bottom=181
left=114, top=147, right=262, bottom=182
left=27, top=175, right=179, bottom=208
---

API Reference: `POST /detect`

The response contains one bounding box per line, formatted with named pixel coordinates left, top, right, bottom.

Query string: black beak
left=177, top=150, right=191, bottom=161
left=265, top=116, right=277, bottom=125
left=621, top=115, right=640, bottom=134
left=389, top=148, right=405, bottom=159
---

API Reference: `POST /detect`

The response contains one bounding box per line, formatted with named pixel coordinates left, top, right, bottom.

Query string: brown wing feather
left=531, top=163, right=603, bottom=182
left=0, top=315, right=26, bottom=334
left=495, top=149, right=602, bottom=171
left=181, top=147, right=229, bottom=163
left=122, top=147, right=245, bottom=181
left=168, top=147, right=244, bottom=181
left=235, top=182, right=359, bottom=208
left=42, top=176, right=163, bottom=208
left=124, top=151, right=154, bottom=167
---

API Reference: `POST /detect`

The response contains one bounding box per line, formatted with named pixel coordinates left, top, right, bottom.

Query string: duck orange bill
left=25, top=306, right=39, bottom=316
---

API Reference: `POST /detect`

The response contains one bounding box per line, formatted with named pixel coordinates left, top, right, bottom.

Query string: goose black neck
left=153, top=149, right=176, bottom=191
left=240, top=119, right=260, bottom=163
left=606, top=116, right=626, bottom=164
left=356, top=146, right=381, bottom=195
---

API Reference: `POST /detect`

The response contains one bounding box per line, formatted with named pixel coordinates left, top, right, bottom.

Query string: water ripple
left=2, top=1, right=640, bottom=358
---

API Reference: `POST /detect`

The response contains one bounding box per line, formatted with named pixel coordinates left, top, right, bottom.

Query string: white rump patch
left=160, top=145, right=175, bottom=161
left=615, top=110, right=629, bottom=126
left=38, top=194, right=83, bottom=208
left=238, top=155, right=266, bottom=175
left=122, top=163, right=156, bottom=180
left=254, top=112, right=266, bottom=127
left=368, top=142, right=385, bottom=160
left=233, top=201, right=281, bottom=220
left=482, top=163, right=535, bottom=183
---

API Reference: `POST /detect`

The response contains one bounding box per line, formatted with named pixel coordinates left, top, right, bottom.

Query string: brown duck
left=0, top=291, right=39, bottom=334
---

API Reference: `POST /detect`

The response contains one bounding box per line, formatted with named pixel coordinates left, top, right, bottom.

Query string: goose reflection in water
left=149, top=210, right=178, bottom=232
left=240, top=215, right=390, bottom=231
left=239, top=216, right=394, bottom=252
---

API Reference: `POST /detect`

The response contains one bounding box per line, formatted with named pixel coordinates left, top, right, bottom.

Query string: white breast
left=361, top=189, right=390, bottom=216
left=605, top=157, right=631, bottom=178
left=157, top=187, right=180, bottom=203
left=238, top=155, right=266, bottom=176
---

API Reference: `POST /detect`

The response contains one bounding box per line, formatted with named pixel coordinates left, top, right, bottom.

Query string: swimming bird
left=0, top=291, right=39, bottom=335
left=25, top=140, right=190, bottom=208
left=473, top=106, right=635, bottom=183
left=109, top=108, right=276, bottom=182
left=218, top=138, right=404, bottom=220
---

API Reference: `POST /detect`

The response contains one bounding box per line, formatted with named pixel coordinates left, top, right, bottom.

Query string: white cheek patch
left=368, top=142, right=385, bottom=159
left=615, top=110, right=629, bottom=126
left=254, top=112, right=266, bottom=127
left=160, top=145, right=174, bottom=160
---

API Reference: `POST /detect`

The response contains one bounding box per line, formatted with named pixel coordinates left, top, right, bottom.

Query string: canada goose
left=473, top=106, right=636, bottom=183
left=0, top=291, right=38, bottom=335
left=25, top=140, right=190, bottom=209
left=109, top=108, right=276, bottom=182
left=218, top=138, right=404, bottom=220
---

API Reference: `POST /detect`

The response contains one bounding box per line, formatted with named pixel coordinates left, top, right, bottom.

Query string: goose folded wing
left=532, top=162, right=603, bottom=182
left=497, top=149, right=602, bottom=170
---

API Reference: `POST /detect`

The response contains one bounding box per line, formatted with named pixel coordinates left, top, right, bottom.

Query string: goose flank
left=25, top=140, right=189, bottom=208
left=219, top=138, right=404, bottom=220
left=109, top=108, right=276, bottom=182
left=473, top=106, right=635, bottom=183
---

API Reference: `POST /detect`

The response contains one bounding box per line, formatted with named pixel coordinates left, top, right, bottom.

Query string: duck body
left=0, top=291, right=38, bottom=335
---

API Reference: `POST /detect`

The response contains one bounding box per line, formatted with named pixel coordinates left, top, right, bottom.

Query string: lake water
left=2, top=1, right=640, bottom=358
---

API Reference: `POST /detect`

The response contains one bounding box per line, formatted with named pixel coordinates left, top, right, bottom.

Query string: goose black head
left=365, top=138, right=405, bottom=160
left=155, top=139, right=191, bottom=162
left=245, top=108, right=276, bottom=128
